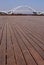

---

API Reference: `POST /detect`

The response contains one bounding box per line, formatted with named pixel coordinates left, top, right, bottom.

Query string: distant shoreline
left=0, top=14, right=44, bottom=16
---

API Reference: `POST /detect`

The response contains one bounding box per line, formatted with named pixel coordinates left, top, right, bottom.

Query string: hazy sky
left=0, top=0, right=44, bottom=11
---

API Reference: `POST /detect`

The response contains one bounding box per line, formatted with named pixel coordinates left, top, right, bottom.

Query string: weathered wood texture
left=0, top=16, right=44, bottom=65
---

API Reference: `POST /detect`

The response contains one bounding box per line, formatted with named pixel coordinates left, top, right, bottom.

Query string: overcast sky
left=0, top=0, right=44, bottom=12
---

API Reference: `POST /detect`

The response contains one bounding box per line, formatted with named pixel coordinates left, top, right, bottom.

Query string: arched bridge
left=8, top=5, right=37, bottom=14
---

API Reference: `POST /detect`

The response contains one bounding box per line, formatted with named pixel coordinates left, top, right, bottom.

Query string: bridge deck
left=0, top=16, right=44, bottom=65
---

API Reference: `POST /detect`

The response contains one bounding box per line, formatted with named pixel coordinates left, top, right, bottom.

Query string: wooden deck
left=0, top=16, right=44, bottom=65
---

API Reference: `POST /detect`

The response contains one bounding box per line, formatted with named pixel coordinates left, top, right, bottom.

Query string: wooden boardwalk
left=0, top=16, right=44, bottom=65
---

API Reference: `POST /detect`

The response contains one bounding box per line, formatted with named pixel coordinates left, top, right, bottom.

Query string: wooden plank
left=9, top=24, right=26, bottom=65
left=7, top=23, right=16, bottom=65
left=0, top=16, right=44, bottom=65
left=18, top=25, right=44, bottom=59
left=14, top=25, right=44, bottom=65
left=11, top=24, right=37, bottom=65
left=0, top=24, right=6, bottom=65
left=0, top=24, right=4, bottom=45
left=23, top=26, right=44, bottom=49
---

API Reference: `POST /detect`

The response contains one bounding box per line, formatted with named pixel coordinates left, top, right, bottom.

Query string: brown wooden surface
left=0, top=16, right=44, bottom=65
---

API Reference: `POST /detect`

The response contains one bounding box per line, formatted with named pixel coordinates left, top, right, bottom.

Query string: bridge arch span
left=12, top=5, right=36, bottom=12
left=8, top=5, right=37, bottom=14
